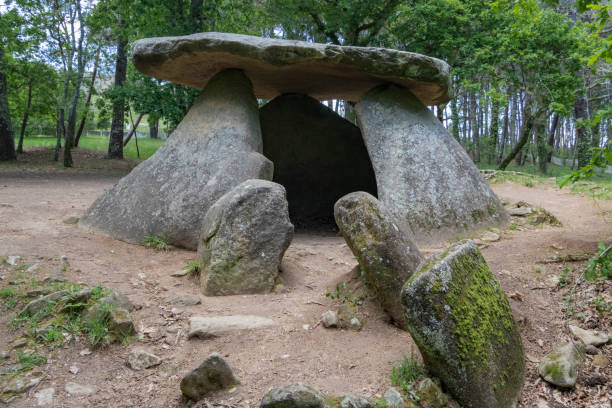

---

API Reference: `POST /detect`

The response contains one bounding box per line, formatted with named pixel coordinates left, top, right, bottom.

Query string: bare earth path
left=0, top=164, right=610, bottom=407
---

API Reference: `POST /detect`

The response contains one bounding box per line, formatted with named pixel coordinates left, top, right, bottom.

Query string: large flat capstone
left=79, top=70, right=272, bottom=249
left=132, top=32, right=450, bottom=105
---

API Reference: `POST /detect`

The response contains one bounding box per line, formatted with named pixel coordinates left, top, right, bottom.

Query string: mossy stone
left=401, top=240, right=524, bottom=408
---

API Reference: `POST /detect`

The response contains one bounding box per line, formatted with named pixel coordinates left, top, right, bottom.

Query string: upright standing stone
left=197, top=179, right=293, bottom=295
left=401, top=241, right=524, bottom=408
left=356, top=85, right=507, bottom=245
left=334, top=192, right=423, bottom=329
left=79, top=70, right=273, bottom=249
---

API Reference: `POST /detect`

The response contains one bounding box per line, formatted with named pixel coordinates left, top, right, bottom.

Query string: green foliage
left=184, top=261, right=200, bottom=275
left=584, top=242, right=611, bottom=281
left=142, top=235, right=170, bottom=252
left=558, top=265, right=570, bottom=287
left=590, top=296, right=611, bottom=313
left=559, top=148, right=612, bottom=188
left=325, top=282, right=361, bottom=306
left=390, top=355, right=424, bottom=402
left=17, top=352, right=46, bottom=370
left=82, top=302, right=113, bottom=346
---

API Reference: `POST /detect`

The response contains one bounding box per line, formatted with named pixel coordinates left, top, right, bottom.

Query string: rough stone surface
left=132, top=32, right=450, bottom=105
left=260, top=94, right=377, bottom=228
left=20, top=290, right=68, bottom=316
left=167, top=294, right=201, bottom=307
left=401, top=240, right=524, bottom=408
left=80, top=70, right=273, bottom=249
left=197, top=179, right=293, bottom=295
left=356, top=85, right=507, bottom=245
left=127, top=350, right=162, bottom=370
left=188, top=315, right=276, bottom=339
left=334, top=192, right=423, bottom=329
left=180, top=353, right=238, bottom=400
left=569, top=325, right=610, bottom=347
left=340, top=394, right=374, bottom=408
left=34, top=387, right=54, bottom=406
left=1, top=371, right=43, bottom=394
left=64, top=382, right=96, bottom=396
left=414, top=378, right=448, bottom=408
left=538, top=342, right=586, bottom=388
left=321, top=311, right=339, bottom=328
left=507, top=207, right=532, bottom=216
left=108, top=308, right=136, bottom=339
left=260, top=383, right=329, bottom=408
left=384, top=388, right=407, bottom=408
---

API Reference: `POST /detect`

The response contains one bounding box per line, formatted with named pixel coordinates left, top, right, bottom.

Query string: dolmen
left=80, top=31, right=506, bottom=249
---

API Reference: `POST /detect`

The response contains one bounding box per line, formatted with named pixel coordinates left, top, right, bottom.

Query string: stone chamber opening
left=259, top=93, right=378, bottom=232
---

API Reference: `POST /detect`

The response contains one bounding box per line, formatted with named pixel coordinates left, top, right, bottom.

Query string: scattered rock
left=508, top=207, right=532, bottom=216
left=334, top=192, right=423, bottom=329
left=26, top=263, right=39, bottom=273
left=107, top=308, right=136, bottom=340
left=6, top=255, right=20, bottom=266
left=167, top=294, right=201, bottom=307
left=414, top=378, right=448, bottom=408
left=591, top=354, right=609, bottom=368
left=20, top=290, right=69, bottom=316
left=260, top=383, right=327, bottom=408
left=538, top=342, right=586, bottom=388
left=401, top=240, right=524, bottom=408
left=99, top=290, right=135, bottom=312
left=321, top=311, right=339, bottom=328
left=349, top=317, right=362, bottom=331
left=171, top=269, right=189, bottom=277
left=198, top=179, right=294, bottom=296
left=69, top=365, right=79, bottom=375
left=180, top=353, right=238, bottom=400
left=384, top=387, right=407, bottom=408
left=10, top=337, right=28, bottom=349
left=481, top=231, right=500, bottom=242
left=64, top=382, right=96, bottom=396
left=569, top=325, right=610, bottom=347
left=127, top=350, right=162, bottom=370
left=0, top=351, right=9, bottom=360
left=585, top=345, right=599, bottom=355
left=34, top=387, right=54, bottom=406
left=582, top=373, right=607, bottom=387
left=79, top=349, right=92, bottom=356
left=188, top=315, right=276, bottom=339
left=340, top=395, right=374, bottom=408
left=63, top=216, right=80, bottom=225
left=1, top=371, right=43, bottom=394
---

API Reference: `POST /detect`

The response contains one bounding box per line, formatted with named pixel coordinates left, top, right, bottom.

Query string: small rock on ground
left=384, top=387, right=408, bottom=407
left=167, top=294, right=201, bottom=307
left=128, top=350, right=162, bottom=370
left=34, top=387, right=54, bottom=406
left=321, top=310, right=339, bottom=328
left=1, top=371, right=43, bottom=394
left=341, top=394, right=374, bottom=408
left=569, top=325, right=610, bottom=347
left=188, top=315, right=276, bottom=339
left=65, top=382, right=96, bottom=396
left=180, top=353, right=238, bottom=400
left=260, top=383, right=327, bottom=408
left=591, top=354, right=609, bottom=368
left=415, top=378, right=448, bottom=408
left=171, top=269, right=189, bottom=277
left=538, top=342, right=586, bottom=388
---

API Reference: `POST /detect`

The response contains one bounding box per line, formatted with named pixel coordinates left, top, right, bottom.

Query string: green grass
left=390, top=355, right=425, bottom=401
left=183, top=261, right=200, bottom=275
left=142, top=235, right=170, bottom=252
left=17, top=352, right=47, bottom=370
left=15, top=134, right=165, bottom=160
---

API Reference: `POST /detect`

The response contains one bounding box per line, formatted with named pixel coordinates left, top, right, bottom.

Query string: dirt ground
left=0, top=148, right=610, bottom=407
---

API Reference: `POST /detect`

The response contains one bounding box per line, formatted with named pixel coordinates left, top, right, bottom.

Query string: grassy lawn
left=16, top=134, right=165, bottom=160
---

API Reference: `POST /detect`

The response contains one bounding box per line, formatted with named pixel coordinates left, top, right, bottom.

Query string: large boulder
left=132, top=32, right=450, bottom=105
left=538, top=342, right=585, bottom=388
left=356, top=85, right=507, bottom=245
left=80, top=69, right=273, bottom=249
left=260, top=94, right=377, bottom=228
left=401, top=240, right=524, bottom=408
left=197, top=179, right=294, bottom=295
left=334, top=192, right=423, bottom=329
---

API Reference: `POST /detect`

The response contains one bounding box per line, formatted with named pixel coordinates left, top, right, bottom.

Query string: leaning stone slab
left=401, top=240, right=524, bottom=408
left=356, top=85, right=507, bottom=245
left=187, top=315, right=276, bottom=339
left=20, top=290, right=68, bottom=316
left=180, top=353, right=238, bottom=401
left=334, top=192, right=423, bottom=329
left=197, top=179, right=293, bottom=296
left=80, top=70, right=273, bottom=249
left=132, top=32, right=450, bottom=105
left=538, top=342, right=585, bottom=388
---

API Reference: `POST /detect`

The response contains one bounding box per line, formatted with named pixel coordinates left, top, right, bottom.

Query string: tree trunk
left=535, top=113, right=547, bottom=174
left=499, top=94, right=535, bottom=170
left=450, top=97, right=460, bottom=141
left=470, top=91, right=480, bottom=162
left=574, top=90, right=589, bottom=168
left=54, top=74, right=70, bottom=161
left=17, top=79, right=33, bottom=154
left=489, top=98, right=500, bottom=164
left=497, top=101, right=509, bottom=164
left=108, top=27, right=128, bottom=159
left=123, top=113, right=143, bottom=146
left=0, top=70, right=16, bottom=161
left=190, top=0, right=204, bottom=33
left=149, top=117, right=159, bottom=139
left=546, top=112, right=559, bottom=162
left=75, top=45, right=101, bottom=147
left=437, top=104, right=444, bottom=124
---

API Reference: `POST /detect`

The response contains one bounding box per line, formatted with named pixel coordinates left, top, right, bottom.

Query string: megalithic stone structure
left=80, top=32, right=506, bottom=249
